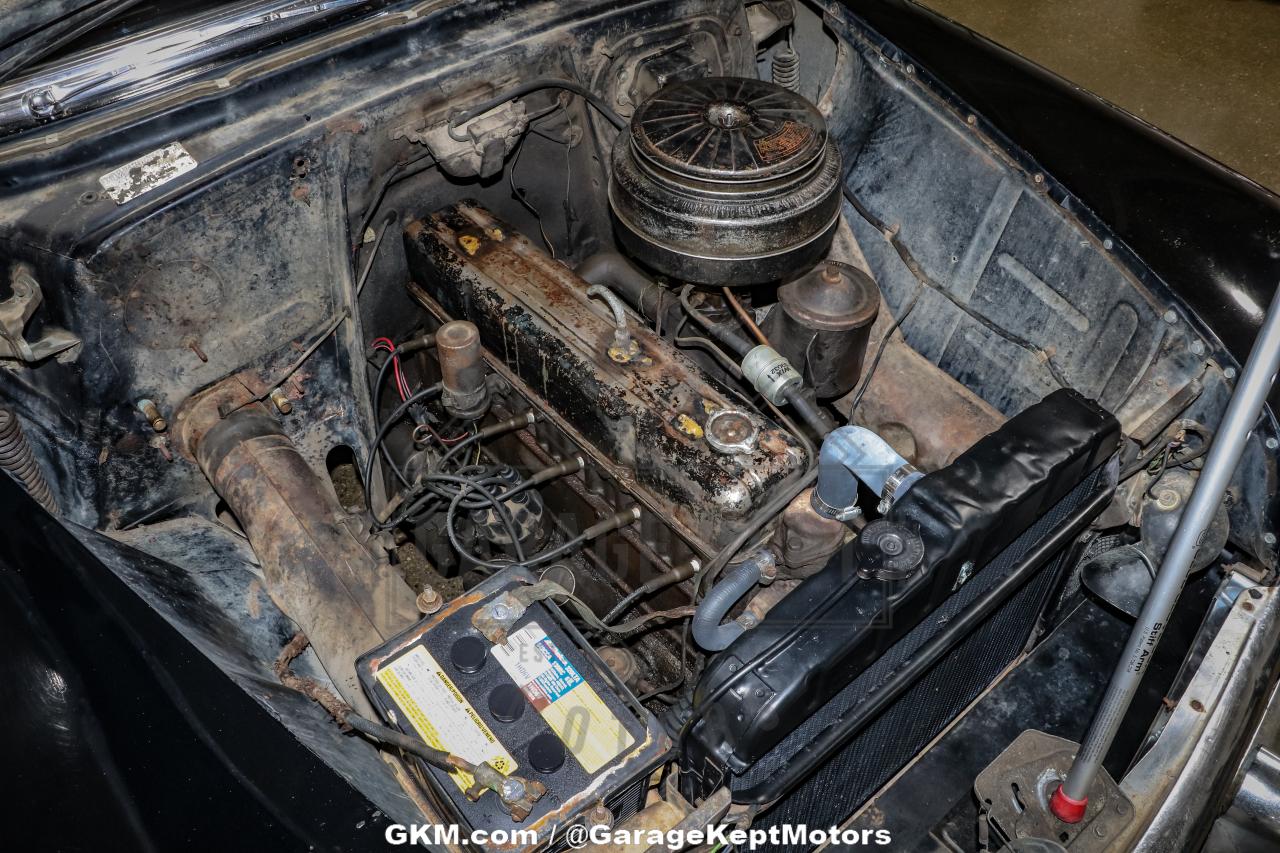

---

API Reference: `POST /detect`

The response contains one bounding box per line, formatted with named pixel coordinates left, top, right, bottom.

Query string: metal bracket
left=974, top=730, right=1134, bottom=850
left=0, top=266, right=79, bottom=363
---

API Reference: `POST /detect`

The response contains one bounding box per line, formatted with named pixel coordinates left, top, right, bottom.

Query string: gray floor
left=919, top=0, right=1280, bottom=193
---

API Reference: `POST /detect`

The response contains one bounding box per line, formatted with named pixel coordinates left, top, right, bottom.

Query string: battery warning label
left=492, top=622, right=635, bottom=773
left=376, top=646, right=517, bottom=792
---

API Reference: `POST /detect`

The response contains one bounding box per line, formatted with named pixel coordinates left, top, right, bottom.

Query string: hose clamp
left=812, top=488, right=863, bottom=523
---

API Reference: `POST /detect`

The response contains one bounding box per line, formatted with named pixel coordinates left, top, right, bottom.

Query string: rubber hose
left=692, top=550, right=773, bottom=651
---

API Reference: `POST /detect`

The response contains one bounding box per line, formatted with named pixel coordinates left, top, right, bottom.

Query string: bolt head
left=1266, top=437, right=1278, bottom=451
left=416, top=587, right=443, bottom=615
left=1264, top=533, right=1277, bottom=548
left=500, top=779, right=524, bottom=801
left=1163, top=310, right=1178, bottom=324
left=1225, top=367, right=1238, bottom=380
left=587, top=804, right=613, bottom=828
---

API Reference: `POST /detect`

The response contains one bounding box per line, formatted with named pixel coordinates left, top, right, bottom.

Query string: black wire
left=363, top=384, right=443, bottom=516
left=847, top=280, right=924, bottom=418
left=345, top=713, right=461, bottom=773
left=390, top=463, right=546, bottom=529
left=438, top=474, right=528, bottom=564
left=354, top=153, right=437, bottom=251
left=448, top=77, right=626, bottom=134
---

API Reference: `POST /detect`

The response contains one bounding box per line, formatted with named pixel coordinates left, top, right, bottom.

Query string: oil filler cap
left=856, top=520, right=925, bottom=580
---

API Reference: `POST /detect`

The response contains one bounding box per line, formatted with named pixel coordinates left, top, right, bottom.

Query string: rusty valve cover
left=403, top=202, right=805, bottom=554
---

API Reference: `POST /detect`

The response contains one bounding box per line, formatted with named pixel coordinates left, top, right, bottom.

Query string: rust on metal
left=403, top=202, right=805, bottom=555
left=837, top=302, right=1006, bottom=471
left=196, top=404, right=419, bottom=715
left=273, top=631, right=354, bottom=729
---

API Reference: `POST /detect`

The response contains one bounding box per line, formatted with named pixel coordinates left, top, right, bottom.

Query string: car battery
left=357, top=566, right=670, bottom=849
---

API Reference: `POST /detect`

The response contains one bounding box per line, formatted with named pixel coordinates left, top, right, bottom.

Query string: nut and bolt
left=269, top=387, right=293, bottom=415
left=500, top=779, right=525, bottom=801
left=1266, top=437, right=1279, bottom=451
left=586, top=804, right=614, bottom=828
left=1190, top=340, right=1205, bottom=356
left=416, top=586, right=443, bottom=615
left=1225, top=366, right=1238, bottom=381
left=1264, top=532, right=1277, bottom=548
left=137, top=398, right=166, bottom=432
left=1162, top=309, right=1178, bottom=324
left=737, top=612, right=759, bottom=629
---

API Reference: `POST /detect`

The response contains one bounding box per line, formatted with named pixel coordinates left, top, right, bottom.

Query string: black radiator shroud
left=678, top=389, right=1121, bottom=831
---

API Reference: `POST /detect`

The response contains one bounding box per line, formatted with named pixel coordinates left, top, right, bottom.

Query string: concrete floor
left=919, top=0, right=1280, bottom=193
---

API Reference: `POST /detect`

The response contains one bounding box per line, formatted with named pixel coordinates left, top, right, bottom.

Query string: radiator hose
left=814, top=425, right=921, bottom=518
left=693, top=549, right=776, bottom=651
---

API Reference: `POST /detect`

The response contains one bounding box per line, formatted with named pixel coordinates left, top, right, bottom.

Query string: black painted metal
left=0, top=475, right=383, bottom=850
left=841, top=0, right=1280, bottom=376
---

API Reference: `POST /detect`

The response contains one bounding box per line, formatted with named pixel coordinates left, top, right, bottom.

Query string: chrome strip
left=0, top=0, right=371, bottom=131
left=1109, top=582, right=1280, bottom=851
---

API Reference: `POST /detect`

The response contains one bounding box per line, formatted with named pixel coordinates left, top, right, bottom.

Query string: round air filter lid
left=631, top=77, right=828, bottom=183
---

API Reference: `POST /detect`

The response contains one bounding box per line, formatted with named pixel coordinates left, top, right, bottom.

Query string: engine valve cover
left=404, top=202, right=805, bottom=554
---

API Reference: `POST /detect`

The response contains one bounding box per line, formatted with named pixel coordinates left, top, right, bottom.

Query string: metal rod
left=1052, top=284, right=1280, bottom=823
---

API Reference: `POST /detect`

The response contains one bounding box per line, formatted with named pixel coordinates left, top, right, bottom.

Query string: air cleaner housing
left=608, top=77, right=842, bottom=286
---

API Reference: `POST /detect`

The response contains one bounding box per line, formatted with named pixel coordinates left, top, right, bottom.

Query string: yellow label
left=492, top=622, right=635, bottom=773
left=376, top=646, right=517, bottom=792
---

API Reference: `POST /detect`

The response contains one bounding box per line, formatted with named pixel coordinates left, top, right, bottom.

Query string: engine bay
left=2, top=0, right=1278, bottom=849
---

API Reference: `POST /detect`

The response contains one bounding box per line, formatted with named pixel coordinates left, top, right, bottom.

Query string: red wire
left=369, top=336, right=467, bottom=444
left=371, top=337, right=410, bottom=401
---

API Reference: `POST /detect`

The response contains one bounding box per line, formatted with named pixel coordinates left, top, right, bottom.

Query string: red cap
left=1049, top=783, right=1088, bottom=823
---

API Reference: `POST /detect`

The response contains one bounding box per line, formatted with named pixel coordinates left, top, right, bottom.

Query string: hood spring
left=0, top=406, right=57, bottom=514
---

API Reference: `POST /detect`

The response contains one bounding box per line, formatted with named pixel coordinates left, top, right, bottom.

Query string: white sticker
left=98, top=142, right=198, bottom=204
left=492, top=622, right=635, bottom=773
left=376, top=646, right=517, bottom=792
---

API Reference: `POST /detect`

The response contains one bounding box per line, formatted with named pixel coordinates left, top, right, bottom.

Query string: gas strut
left=1051, top=283, right=1280, bottom=824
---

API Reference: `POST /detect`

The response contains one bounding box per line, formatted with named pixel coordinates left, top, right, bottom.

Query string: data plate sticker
left=376, top=646, right=517, bottom=792
left=98, top=142, right=198, bottom=204
left=492, top=622, right=634, bottom=773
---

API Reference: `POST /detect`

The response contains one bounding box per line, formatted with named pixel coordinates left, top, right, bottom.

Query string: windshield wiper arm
left=0, top=0, right=144, bottom=84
